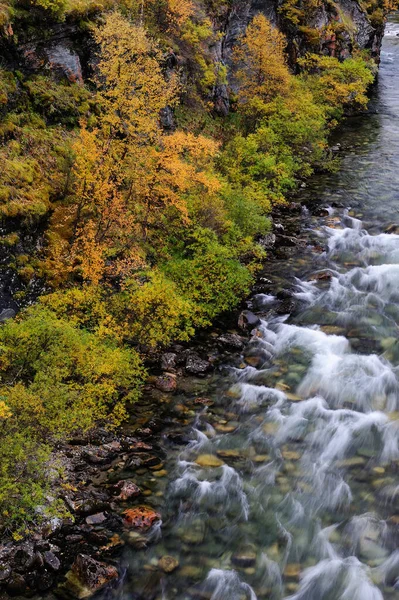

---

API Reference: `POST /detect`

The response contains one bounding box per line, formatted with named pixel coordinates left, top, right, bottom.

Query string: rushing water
left=100, top=17, right=399, bottom=600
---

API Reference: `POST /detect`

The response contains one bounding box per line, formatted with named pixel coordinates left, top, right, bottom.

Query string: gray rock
left=160, top=106, right=175, bottom=130
left=46, top=42, right=83, bottom=83
left=217, top=333, right=245, bottom=350
left=85, top=512, right=107, bottom=526
left=0, top=308, right=16, bottom=322
left=43, top=550, right=61, bottom=571
left=113, top=480, right=141, bottom=502
left=0, top=564, right=11, bottom=581
left=161, top=352, right=177, bottom=371
left=14, top=542, right=34, bottom=567
left=185, top=353, right=211, bottom=375
left=238, top=310, right=260, bottom=331
left=258, top=233, right=276, bottom=249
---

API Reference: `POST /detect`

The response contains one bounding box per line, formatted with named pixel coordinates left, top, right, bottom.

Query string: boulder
left=216, top=333, right=245, bottom=350
left=0, top=564, right=11, bottom=581
left=258, top=233, right=276, bottom=249
left=36, top=570, right=54, bottom=592
left=61, top=554, right=118, bottom=599
left=185, top=353, right=211, bottom=375
left=14, top=542, right=34, bottom=568
left=276, top=298, right=297, bottom=315
left=161, top=352, right=177, bottom=371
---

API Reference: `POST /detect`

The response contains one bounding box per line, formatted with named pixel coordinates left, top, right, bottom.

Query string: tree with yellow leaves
left=45, top=11, right=220, bottom=286
left=234, top=14, right=291, bottom=119
left=93, top=11, right=179, bottom=141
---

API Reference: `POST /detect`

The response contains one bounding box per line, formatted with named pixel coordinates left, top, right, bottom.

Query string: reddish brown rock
left=309, top=270, right=333, bottom=281
left=113, top=480, right=141, bottom=502
left=155, top=373, right=177, bottom=393
left=123, top=506, right=161, bottom=531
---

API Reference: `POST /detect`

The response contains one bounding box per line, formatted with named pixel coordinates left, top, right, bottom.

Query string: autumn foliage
left=0, top=3, right=377, bottom=529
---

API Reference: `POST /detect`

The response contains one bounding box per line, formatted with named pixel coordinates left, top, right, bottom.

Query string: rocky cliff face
left=212, top=0, right=384, bottom=114
left=1, top=0, right=384, bottom=116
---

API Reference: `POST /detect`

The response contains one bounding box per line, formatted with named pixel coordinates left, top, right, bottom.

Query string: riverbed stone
left=158, top=556, right=179, bottom=573
left=254, top=454, right=270, bottom=463
left=161, top=352, right=177, bottom=371
left=214, top=422, right=238, bottom=433
left=284, top=564, right=301, bottom=579
left=385, top=224, right=399, bottom=234
left=244, top=355, right=263, bottom=368
left=231, top=551, right=257, bottom=568
left=6, top=574, right=28, bottom=596
left=85, top=512, right=107, bottom=525
left=185, top=353, right=211, bottom=375
left=179, top=565, right=203, bottom=579
left=217, top=333, right=245, bottom=350
left=195, top=454, right=224, bottom=468
left=0, top=564, right=11, bottom=581
left=335, top=457, right=366, bottom=469
left=216, top=449, right=241, bottom=460
left=282, top=450, right=300, bottom=461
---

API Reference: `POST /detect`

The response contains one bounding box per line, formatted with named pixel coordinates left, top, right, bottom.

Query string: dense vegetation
left=0, top=0, right=385, bottom=529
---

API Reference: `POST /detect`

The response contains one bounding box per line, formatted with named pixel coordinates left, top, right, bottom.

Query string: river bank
left=0, top=6, right=398, bottom=598
left=0, top=99, right=397, bottom=598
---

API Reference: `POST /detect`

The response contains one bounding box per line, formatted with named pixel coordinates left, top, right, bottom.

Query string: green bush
left=163, top=229, right=253, bottom=325
left=0, top=306, right=144, bottom=527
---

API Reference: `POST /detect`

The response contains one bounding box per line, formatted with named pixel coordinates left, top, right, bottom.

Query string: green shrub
left=163, top=229, right=253, bottom=325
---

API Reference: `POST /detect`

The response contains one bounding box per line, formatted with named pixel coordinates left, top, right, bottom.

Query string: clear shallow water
left=101, top=17, right=399, bottom=600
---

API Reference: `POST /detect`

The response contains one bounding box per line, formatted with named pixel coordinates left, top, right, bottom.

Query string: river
left=99, top=16, right=399, bottom=600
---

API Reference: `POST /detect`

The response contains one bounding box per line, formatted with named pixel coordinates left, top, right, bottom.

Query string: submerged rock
left=231, top=549, right=257, bottom=568
left=195, top=454, right=224, bottom=468
left=158, top=556, right=179, bottom=573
